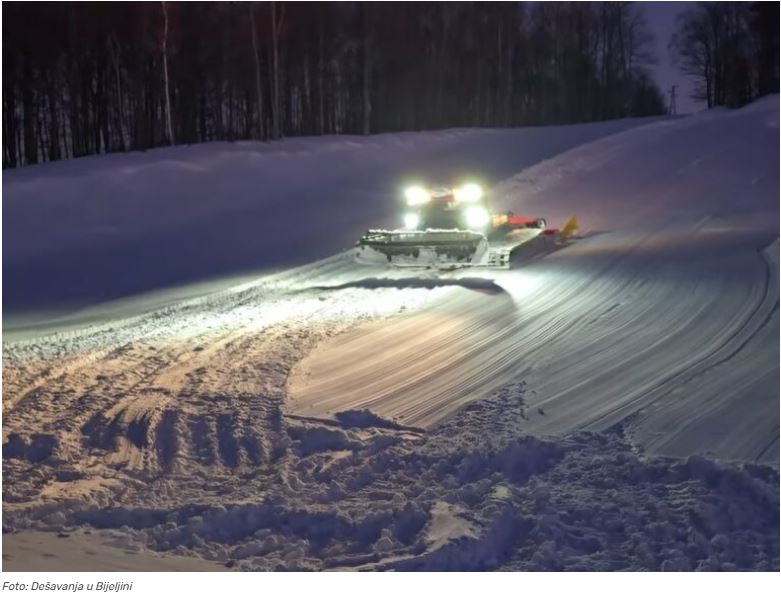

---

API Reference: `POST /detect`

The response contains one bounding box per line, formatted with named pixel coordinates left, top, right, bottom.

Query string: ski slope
left=3, top=117, right=652, bottom=316
left=3, top=99, right=778, bottom=571
left=289, top=228, right=778, bottom=463
left=289, top=98, right=780, bottom=464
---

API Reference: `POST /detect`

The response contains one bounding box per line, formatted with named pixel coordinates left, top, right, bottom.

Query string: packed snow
left=2, top=99, right=778, bottom=571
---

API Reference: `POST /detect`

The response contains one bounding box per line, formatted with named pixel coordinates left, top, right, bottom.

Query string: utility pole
left=669, top=85, right=677, bottom=116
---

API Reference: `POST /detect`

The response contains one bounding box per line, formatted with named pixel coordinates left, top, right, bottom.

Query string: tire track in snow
left=2, top=253, right=452, bottom=512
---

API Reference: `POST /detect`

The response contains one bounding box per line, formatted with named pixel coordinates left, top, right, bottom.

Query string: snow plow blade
left=356, top=229, right=488, bottom=268
left=355, top=227, right=555, bottom=269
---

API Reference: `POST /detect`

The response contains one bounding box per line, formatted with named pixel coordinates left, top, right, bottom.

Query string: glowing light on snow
left=404, top=185, right=431, bottom=206
left=496, top=272, right=542, bottom=300
left=454, top=183, right=483, bottom=202
left=403, top=212, right=420, bottom=229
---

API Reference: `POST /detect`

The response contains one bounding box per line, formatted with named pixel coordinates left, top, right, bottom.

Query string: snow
left=289, top=97, right=780, bottom=464
left=492, top=95, right=780, bottom=232
left=3, top=99, right=778, bottom=571
left=3, top=117, right=658, bottom=317
left=2, top=530, right=228, bottom=571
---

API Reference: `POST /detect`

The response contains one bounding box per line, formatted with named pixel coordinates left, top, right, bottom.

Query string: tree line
left=4, top=2, right=672, bottom=169
left=671, top=2, right=779, bottom=109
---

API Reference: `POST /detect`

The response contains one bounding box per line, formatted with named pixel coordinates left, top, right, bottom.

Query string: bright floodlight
left=403, top=212, right=420, bottom=229
left=404, top=186, right=431, bottom=206
left=454, top=183, right=483, bottom=202
left=464, top=205, right=490, bottom=229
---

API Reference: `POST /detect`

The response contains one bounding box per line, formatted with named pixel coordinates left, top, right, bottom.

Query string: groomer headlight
left=454, top=183, right=483, bottom=202
left=464, top=205, right=490, bottom=230
left=404, top=186, right=431, bottom=206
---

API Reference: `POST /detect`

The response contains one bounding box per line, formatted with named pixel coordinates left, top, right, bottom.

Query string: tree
left=249, top=3, right=265, bottom=139
left=361, top=3, right=372, bottom=135
left=269, top=1, right=284, bottom=139
left=749, top=1, right=780, bottom=97
left=671, top=2, right=778, bottom=109
left=161, top=2, right=175, bottom=145
left=3, top=1, right=677, bottom=169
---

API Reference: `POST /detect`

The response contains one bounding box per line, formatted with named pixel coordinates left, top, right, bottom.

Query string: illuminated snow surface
left=3, top=98, right=778, bottom=571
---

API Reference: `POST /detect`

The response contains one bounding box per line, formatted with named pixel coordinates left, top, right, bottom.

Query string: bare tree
left=161, top=1, right=175, bottom=144
left=269, top=1, right=285, bottom=139
left=317, top=6, right=326, bottom=135
left=671, top=2, right=765, bottom=109
left=4, top=2, right=696, bottom=169
left=671, top=9, right=713, bottom=106
left=361, top=3, right=371, bottom=135
left=249, top=2, right=265, bottom=139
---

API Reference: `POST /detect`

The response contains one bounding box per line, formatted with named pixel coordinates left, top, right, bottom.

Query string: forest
left=670, top=2, right=779, bottom=109
left=2, top=2, right=778, bottom=169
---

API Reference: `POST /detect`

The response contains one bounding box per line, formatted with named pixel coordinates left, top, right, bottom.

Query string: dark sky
left=643, top=1, right=702, bottom=113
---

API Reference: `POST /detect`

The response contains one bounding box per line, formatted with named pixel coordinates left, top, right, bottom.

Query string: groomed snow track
left=289, top=226, right=779, bottom=466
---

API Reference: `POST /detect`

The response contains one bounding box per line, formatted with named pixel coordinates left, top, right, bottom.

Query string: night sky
left=645, top=1, right=701, bottom=114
